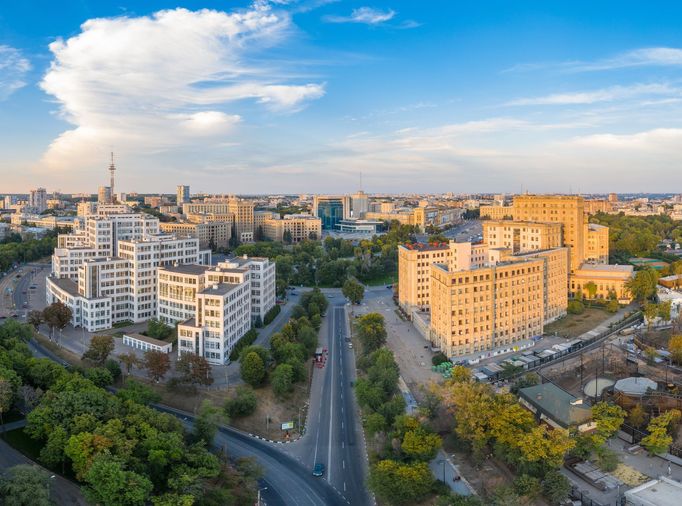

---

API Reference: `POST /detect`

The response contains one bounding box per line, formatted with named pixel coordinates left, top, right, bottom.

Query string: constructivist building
left=159, top=221, right=231, bottom=249
left=46, top=203, right=211, bottom=331
left=159, top=256, right=275, bottom=365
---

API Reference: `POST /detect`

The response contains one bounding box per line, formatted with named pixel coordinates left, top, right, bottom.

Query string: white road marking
left=327, top=308, right=335, bottom=485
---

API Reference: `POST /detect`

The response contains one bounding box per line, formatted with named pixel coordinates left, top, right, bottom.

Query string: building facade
left=263, top=214, right=322, bottom=242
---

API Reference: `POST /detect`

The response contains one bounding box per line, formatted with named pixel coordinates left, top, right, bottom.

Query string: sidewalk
left=429, top=450, right=475, bottom=496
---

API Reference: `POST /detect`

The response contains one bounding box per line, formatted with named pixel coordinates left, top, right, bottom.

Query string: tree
left=364, top=412, right=387, bottom=437
left=644, top=302, right=659, bottom=330
left=83, top=454, right=153, bottom=506
left=626, top=268, right=659, bottom=303
left=606, top=299, right=619, bottom=313
left=194, top=400, right=222, bottom=445
left=176, top=354, right=213, bottom=386
left=85, top=367, right=114, bottom=387
left=659, top=300, right=672, bottom=322
left=368, top=460, right=433, bottom=505
left=117, top=352, right=139, bottom=376
left=401, top=427, right=442, bottom=461
left=356, top=313, right=387, bottom=353
left=27, top=310, right=44, bottom=330
left=342, top=278, right=365, bottom=304
left=541, top=470, right=570, bottom=506
left=584, top=281, right=597, bottom=302
left=104, top=358, right=122, bottom=382
left=667, top=334, right=682, bottom=366
left=82, top=334, right=115, bottom=365
left=271, top=364, right=294, bottom=399
left=146, top=319, right=173, bottom=340
left=116, top=379, right=160, bottom=405
left=0, top=378, right=13, bottom=429
left=224, top=386, right=258, bottom=418
left=283, top=230, right=293, bottom=244
left=142, top=350, right=171, bottom=382
left=42, top=301, right=72, bottom=340
left=431, top=352, right=448, bottom=366
left=628, top=404, right=646, bottom=428
left=641, top=409, right=682, bottom=455
left=0, top=465, right=52, bottom=506
left=591, top=402, right=626, bottom=446
left=567, top=300, right=585, bottom=315
left=39, top=426, right=68, bottom=472
left=240, top=351, right=266, bottom=387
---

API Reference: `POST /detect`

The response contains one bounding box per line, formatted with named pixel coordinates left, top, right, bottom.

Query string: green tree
left=85, top=367, right=114, bottom=387
left=567, top=300, right=585, bottom=315
left=669, top=334, right=682, bottom=364
left=82, top=335, right=115, bottom=365
left=116, top=379, right=161, bottom=406
left=606, top=299, right=619, bottom=313
left=224, top=386, right=258, bottom=418
left=240, top=351, right=266, bottom=387
left=146, top=319, right=173, bottom=340
left=26, top=357, right=66, bottom=390
left=0, top=378, right=13, bottom=430
left=142, top=350, right=171, bottom=382
left=541, top=470, right=570, bottom=506
left=39, top=425, right=69, bottom=471
left=194, top=400, right=222, bottom=446
left=584, top=281, right=598, bottom=302
left=659, top=300, right=672, bottom=322
left=364, top=412, right=387, bottom=437
left=626, top=268, right=659, bottom=303
left=0, top=465, right=52, bottom=506
left=83, top=455, right=153, bottom=506
left=342, top=278, right=365, bottom=304
left=644, top=302, right=659, bottom=330
left=356, top=313, right=387, bottom=354
left=271, top=364, right=294, bottom=398
left=368, top=460, right=433, bottom=505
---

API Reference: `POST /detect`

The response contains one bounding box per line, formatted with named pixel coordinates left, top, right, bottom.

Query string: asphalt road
left=284, top=301, right=370, bottom=506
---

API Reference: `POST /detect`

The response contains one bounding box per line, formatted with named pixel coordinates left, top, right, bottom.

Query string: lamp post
left=257, top=486, right=268, bottom=506
left=47, top=474, right=56, bottom=500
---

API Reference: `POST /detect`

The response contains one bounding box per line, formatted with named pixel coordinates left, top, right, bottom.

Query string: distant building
left=159, top=221, right=231, bottom=249
left=28, top=187, right=48, bottom=213
left=608, top=193, right=618, bottom=203
left=263, top=214, right=322, bottom=242
left=313, top=195, right=351, bottom=230
left=123, top=333, right=173, bottom=354
left=351, top=190, right=369, bottom=218
left=98, top=186, right=111, bottom=204
left=176, top=185, right=190, bottom=205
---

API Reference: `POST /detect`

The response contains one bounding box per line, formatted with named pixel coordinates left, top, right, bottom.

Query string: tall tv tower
left=108, top=152, right=116, bottom=204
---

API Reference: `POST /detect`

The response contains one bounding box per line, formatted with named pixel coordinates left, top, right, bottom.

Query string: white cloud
left=507, top=83, right=679, bottom=106
left=324, top=7, right=396, bottom=24
left=0, top=45, right=31, bottom=100
left=39, top=4, right=324, bottom=171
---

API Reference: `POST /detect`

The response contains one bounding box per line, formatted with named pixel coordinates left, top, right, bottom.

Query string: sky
left=2, top=1, right=682, bottom=195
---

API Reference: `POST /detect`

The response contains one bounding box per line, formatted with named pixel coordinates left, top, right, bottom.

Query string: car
left=348, top=342, right=353, bottom=349
left=328, top=294, right=335, bottom=298
left=312, top=463, right=325, bottom=477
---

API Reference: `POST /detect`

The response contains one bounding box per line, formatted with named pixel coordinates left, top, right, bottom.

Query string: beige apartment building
left=479, top=205, right=514, bottom=220
left=159, top=221, right=231, bottom=249
left=263, top=214, right=322, bottom=243
left=585, top=223, right=609, bottom=264
left=570, top=264, right=633, bottom=303
left=584, top=199, right=612, bottom=215
left=483, top=220, right=563, bottom=253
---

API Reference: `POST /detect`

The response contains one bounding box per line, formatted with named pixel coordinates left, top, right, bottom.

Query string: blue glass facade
left=317, top=200, right=344, bottom=230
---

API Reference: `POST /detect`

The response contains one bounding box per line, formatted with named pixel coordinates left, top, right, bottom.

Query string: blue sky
left=2, top=1, right=682, bottom=194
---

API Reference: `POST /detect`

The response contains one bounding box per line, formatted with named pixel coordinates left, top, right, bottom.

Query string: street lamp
left=47, top=474, right=56, bottom=499
left=257, top=487, right=268, bottom=506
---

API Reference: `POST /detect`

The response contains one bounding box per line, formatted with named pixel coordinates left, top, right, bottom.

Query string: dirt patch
left=639, top=328, right=672, bottom=350
left=544, top=307, right=613, bottom=339
left=143, top=360, right=314, bottom=441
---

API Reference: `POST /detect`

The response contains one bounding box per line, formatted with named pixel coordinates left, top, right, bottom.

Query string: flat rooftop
left=625, top=476, right=682, bottom=506
left=577, top=263, right=634, bottom=273
left=160, top=264, right=209, bottom=275
left=519, top=383, right=592, bottom=428
left=47, top=276, right=80, bottom=297
left=399, top=242, right=450, bottom=252
left=123, top=332, right=170, bottom=348
left=199, top=283, right=240, bottom=296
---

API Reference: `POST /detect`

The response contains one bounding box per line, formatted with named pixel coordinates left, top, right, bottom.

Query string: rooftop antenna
left=359, top=170, right=363, bottom=192
left=108, top=152, right=116, bottom=204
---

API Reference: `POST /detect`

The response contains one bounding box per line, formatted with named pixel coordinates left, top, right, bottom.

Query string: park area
left=544, top=307, right=614, bottom=339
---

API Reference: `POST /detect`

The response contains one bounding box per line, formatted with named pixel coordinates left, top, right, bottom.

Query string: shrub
left=568, top=300, right=585, bottom=315
left=431, top=352, right=448, bottom=366
left=263, top=305, right=281, bottom=325
left=84, top=367, right=114, bottom=387
left=224, top=386, right=258, bottom=418
left=229, top=328, right=259, bottom=361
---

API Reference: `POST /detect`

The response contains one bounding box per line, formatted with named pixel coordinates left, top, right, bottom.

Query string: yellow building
left=570, top=264, right=633, bottom=303
left=397, top=241, right=489, bottom=313
left=263, top=214, right=322, bottom=243
left=228, top=197, right=255, bottom=238
left=480, top=205, right=514, bottom=220
left=483, top=220, right=563, bottom=253
left=512, top=195, right=587, bottom=272
left=584, top=199, right=612, bottom=215
left=430, top=256, right=546, bottom=357
left=585, top=223, right=609, bottom=264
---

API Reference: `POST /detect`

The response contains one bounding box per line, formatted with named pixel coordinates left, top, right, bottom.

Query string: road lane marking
left=327, top=308, right=335, bottom=485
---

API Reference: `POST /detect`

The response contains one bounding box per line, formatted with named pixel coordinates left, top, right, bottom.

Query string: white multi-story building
left=158, top=255, right=276, bottom=365
left=46, top=205, right=211, bottom=332
left=29, top=188, right=48, bottom=213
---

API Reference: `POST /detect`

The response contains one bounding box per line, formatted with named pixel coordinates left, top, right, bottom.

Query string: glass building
left=317, top=199, right=345, bottom=230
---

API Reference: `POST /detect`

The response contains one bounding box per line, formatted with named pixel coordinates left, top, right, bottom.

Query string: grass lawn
left=361, top=273, right=398, bottom=287
left=544, top=307, right=614, bottom=339
left=33, top=333, right=88, bottom=369
left=3, top=428, right=42, bottom=461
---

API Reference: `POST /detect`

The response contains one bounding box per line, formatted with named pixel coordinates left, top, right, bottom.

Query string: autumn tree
left=27, top=310, right=44, bottom=330
left=176, top=353, right=214, bottom=386
left=641, top=409, right=682, bottom=455
left=42, top=301, right=72, bottom=340
left=82, top=335, right=115, bottom=365
left=368, top=460, right=433, bottom=505
left=626, top=268, right=659, bottom=303
left=628, top=404, right=646, bottom=428
left=591, top=402, right=626, bottom=446
left=584, top=281, right=597, bottom=302
left=142, top=350, right=171, bottom=382
left=644, top=303, right=659, bottom=330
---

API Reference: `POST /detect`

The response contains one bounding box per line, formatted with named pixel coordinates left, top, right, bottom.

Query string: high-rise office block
left=177, top=185, right=190, bottom=205
left=28, top=188, right=48, bottom=213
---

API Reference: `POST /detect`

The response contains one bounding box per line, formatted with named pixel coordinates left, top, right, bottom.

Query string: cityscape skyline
left=2, top=1, right=682, bottom=193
